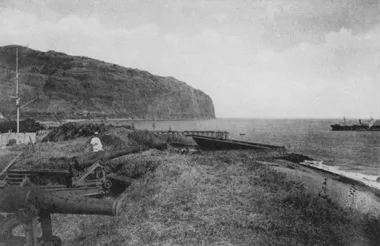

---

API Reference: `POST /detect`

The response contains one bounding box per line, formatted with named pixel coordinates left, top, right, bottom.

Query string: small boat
left=189, top=135, right=285, bottom=150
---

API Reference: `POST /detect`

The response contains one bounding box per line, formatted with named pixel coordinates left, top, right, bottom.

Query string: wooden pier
left=153, top=130, right=229, bottom=139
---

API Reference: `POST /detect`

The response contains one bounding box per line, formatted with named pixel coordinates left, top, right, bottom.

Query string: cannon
left=72, top=147, right=143, bottom=171
left=0, top=148, right=139, bottom=198
left=4, top=162, right=112, bottom=197
left=0, top=184, right=122, bottom=246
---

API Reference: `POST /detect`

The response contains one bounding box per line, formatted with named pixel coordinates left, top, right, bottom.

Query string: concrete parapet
left=0, top=132, right=36, bottom=146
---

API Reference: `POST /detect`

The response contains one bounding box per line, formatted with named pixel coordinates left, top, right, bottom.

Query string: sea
left=129, top=118, right=380, bottom=177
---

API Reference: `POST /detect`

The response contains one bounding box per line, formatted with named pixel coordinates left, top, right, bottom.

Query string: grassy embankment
left=60, top=148, right=380, bottom=246
left=2, top=124, right=380, bottom=245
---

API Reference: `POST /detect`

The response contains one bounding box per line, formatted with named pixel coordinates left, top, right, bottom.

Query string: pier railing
left=153, top=130, right=229, bottom=139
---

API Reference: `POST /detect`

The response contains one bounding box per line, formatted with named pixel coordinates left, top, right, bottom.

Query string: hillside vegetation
left=0, top=45, right=215, bottom=121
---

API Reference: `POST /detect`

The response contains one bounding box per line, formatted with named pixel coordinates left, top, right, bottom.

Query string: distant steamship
left=330, top=118, right=380, bottom=131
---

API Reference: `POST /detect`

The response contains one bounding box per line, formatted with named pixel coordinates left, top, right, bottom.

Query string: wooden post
left=25, top=217, right=38, bottom=246
left=0, top=152, right=21, bottom=177
left=40, top=212, right=53, bottom=242
left=29, top=135, right=35, bottom=153
left=39, top=145, right=42, bottom=166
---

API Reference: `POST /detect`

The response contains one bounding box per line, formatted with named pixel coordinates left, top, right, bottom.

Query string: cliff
left=0, top=45, right=215, bottom=121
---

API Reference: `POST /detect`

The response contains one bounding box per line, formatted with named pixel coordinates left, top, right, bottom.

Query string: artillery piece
left=71, top=147, right=142, bottom=170
left=1, top=148, right=139, bottom=198
left=0, top=149, right=135, bottom=245
left=0, top=184, right=122, bottom=246
left=3, top=161, right=112, bottom=197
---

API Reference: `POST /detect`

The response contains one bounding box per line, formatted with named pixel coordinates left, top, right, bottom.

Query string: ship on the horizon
left=330, top=118, right=380, bottom=131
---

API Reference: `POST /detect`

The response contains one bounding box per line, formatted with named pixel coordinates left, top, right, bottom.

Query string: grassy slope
left=63, top=150, right=379, bottom=246
left=2, top=128, right=380, bottom=245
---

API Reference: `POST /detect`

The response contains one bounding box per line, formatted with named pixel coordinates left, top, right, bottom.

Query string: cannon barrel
left=73, top=147, right=142, bottom=170
left=0, top=185, right=121, bottom=216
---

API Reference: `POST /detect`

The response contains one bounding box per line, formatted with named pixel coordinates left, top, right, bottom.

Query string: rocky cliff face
left=0, top=45, right=215, bottom=121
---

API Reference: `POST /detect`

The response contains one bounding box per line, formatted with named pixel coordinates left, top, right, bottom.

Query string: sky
left=1, top=0, right=380, bottom=118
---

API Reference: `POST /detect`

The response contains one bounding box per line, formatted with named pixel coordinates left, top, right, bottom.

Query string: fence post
left=29, top=135, right=35, bottom=153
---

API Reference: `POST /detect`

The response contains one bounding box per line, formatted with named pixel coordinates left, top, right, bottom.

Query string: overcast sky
left=1, top=0, right=380, bottom=118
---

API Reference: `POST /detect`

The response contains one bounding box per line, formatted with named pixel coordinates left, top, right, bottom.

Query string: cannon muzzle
left=0, top=185, right=121, bottom=216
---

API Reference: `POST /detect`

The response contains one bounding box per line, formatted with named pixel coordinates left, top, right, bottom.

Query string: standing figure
left=90, top=131, right=103, bottom=152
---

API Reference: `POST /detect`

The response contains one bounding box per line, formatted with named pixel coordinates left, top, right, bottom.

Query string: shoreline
left=281, top=153, right=380, bottom=195
left=1, top=125, right=380, bottom=244
left=271, top=159, right=380, bottom=216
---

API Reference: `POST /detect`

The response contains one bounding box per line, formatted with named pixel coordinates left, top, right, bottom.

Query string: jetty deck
left=153, top=130, right=229, bottom=139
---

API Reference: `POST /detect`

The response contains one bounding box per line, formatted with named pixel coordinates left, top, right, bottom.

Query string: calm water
left=127, top=118, right=380, bottom=176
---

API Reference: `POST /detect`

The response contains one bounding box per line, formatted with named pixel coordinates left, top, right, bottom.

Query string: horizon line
left=215, top=116, right=378, bottom=120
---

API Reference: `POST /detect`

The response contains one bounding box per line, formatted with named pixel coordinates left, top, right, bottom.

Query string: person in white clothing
left=90, top=132, right=103, bottom=152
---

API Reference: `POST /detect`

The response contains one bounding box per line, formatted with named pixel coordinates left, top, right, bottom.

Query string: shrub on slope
left=42, top=122, right=108, bottom=142
left=128, top=130, right=168, bottom=150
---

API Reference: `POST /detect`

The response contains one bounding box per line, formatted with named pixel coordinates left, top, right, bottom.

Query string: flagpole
left=16, top=47, right=20, bottom=134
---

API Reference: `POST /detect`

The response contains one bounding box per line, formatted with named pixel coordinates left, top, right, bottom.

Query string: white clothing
left=90, top=137, right=103, bottom=152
